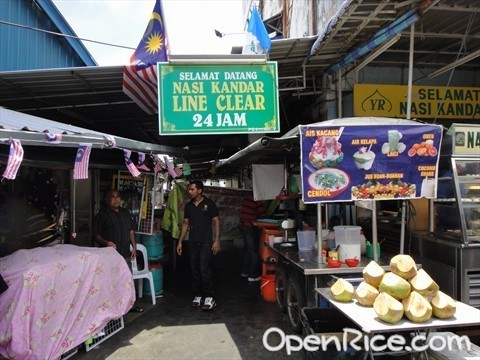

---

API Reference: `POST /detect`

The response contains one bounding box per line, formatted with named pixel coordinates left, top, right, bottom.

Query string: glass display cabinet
left=433, top=158, right=480, bottom=244
left=412, top=124, right=480, bottom=309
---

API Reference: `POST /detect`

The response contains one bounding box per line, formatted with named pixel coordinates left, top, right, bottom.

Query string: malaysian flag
left=137, top=152, right=151, bottom=171
left=122, top=0, right=168, bottom=114
left=152, top=154, right=164, bottom=174
left=174, top=165, right=183, bottom=178
left=124, top=150, right=141, bottom=177
left=44, top=132, right=62, bottom=144
left=2, top=139, right=24, bottom=180
left=73, top=144, right=92, bottom=180
left=103, top=135, right=116, bottom=149
left=163, top=156, right=177, bottom=178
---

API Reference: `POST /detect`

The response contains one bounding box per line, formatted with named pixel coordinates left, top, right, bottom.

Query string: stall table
left=270, top=244, right=392, bottom=306
left=316, top=287, right=480, bottom=359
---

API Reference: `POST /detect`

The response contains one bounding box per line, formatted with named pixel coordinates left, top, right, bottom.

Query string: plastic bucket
left=260, top=275, right=276, bottom=302
left=144, top=262, right=163, bottom=296
left=142, top=232, right=163, bottom=261
left=135, top=233, right=143, bottom=244
left=297, top=230, right=316, bottom=251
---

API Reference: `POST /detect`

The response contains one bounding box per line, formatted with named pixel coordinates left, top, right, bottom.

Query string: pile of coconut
left=330, top=254, right=456, bottom=324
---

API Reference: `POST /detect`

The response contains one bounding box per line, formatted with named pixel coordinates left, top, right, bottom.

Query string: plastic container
left=360, top=231, right=367, bottom=255
left=260, top=275, right=276, bottom=302
left=326, top=230, right=336, bottom=250
left=301, top=307, right=364, bottom=360
left=366, top=242, right=381, bottom=259
left=142, top=232, right=164, bottom=261
left=144, top=262, right=163, bottom=296
left=334, top=226, right=361, bottom=261
left=297, top=230, right=316, bottom=251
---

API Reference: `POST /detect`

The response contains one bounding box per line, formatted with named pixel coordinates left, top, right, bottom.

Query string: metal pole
left=400, top=201, right=407, bottom=254
left=372, top=201, right=378, bottom=262
left=406, top=23, right=415, bottom=120
left=337, top=70, right=343, bottom=118
left=317, top=203, right=322, bottom=252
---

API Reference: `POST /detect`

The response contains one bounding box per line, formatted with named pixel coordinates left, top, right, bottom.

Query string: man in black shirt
left=93, top=189, right=143, bottom=312
left=177, top=180, right=220, bottom=311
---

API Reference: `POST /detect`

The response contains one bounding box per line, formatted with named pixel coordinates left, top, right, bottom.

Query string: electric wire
left=0, top=19, right=135, bottom=50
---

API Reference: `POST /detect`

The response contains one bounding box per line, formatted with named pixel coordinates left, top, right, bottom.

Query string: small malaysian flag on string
left=2, top=139, right=24, bottom=180
left=73, top=144, right=92, bottom=180
left=103, top=135, right=116, bottom=149
left=44, top=132, right=62, bottom=144
left=163, top=156, right=178, bottom=178
left=137, top=152, right=151, bottom=171
left=124, top=150, right=141, bottom=177
left=152, top=155, right=164, bottom=174
left=174, top=165, right=183, bottom=178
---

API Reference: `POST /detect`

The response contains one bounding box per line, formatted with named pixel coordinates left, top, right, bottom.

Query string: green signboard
left=157, top=62, right=279, bottom=135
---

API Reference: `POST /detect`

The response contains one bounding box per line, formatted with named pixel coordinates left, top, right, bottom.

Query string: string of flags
left=0, top=135, right=186, bottom=181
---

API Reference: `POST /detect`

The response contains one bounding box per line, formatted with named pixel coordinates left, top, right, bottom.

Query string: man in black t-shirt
left=93, top=189, right=143, bottom=313
left=177, top=180, right=220, bottom=311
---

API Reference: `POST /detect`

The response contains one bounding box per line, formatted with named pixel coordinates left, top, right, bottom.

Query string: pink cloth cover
left=0, top=244, right=135, bottom=359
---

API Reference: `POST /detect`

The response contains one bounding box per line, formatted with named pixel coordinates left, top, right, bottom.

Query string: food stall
left=267, top=117, right=443, bottom=332
left=410, top=123, right=480, bottom=308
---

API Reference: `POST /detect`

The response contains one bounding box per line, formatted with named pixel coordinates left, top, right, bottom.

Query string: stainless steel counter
left=270, top=244, right=391, bottom=275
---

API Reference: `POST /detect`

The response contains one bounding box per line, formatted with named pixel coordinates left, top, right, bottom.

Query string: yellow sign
left=450, top=124, right=480, bottom=156
left=354, top=84, right=480, bottom=119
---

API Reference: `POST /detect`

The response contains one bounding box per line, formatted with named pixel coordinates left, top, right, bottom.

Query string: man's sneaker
left=240, top=273, right=248, bottom=278
left=248, top=276, right=262, bottom=282
left=202, top=297, right=217, bottom=311
left=191, top=296, right=202, bottom=308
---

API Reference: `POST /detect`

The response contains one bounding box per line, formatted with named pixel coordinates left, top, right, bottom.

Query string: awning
left=217, top=117, right=425, bottom=167
left=0, top=107, right=183, bottom=156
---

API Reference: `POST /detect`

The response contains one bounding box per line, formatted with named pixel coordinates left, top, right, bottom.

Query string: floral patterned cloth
left=0, top=244, right=135, bottom=360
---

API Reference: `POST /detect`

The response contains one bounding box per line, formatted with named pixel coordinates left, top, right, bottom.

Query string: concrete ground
left=73, top=244, right=303, bottom=360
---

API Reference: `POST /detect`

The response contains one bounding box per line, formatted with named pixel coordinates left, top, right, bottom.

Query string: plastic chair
left=130, top=244, right=156, bottom=305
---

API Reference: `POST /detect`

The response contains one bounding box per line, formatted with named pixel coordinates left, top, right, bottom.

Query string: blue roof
left=35, top=0, right=97, bottom=66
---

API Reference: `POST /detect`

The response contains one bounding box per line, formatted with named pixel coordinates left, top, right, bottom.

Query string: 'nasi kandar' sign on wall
left=157, top=63, right=279, bottom=135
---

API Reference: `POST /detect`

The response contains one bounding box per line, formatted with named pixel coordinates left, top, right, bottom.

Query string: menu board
left=300, top=124, right=443, bottom=203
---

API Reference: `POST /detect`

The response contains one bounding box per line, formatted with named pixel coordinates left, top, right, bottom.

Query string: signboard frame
left=157, top=61, right=280, bottom=135
left=300, top=123, right=443, bottom=203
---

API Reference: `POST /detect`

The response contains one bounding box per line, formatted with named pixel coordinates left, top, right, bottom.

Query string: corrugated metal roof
left=0, top=107, right=182, bottom=155
left=0, top=0, right=96, bottom=71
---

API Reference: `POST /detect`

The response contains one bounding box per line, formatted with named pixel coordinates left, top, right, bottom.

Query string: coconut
left=379, top=272, right=411, bottom=300
left=390, top=255, right=417, bottom=280
left=330, top=278, right=354, bottom=302
left=373, top=292, right=404, bottom=324
left=363, top=261, right=385, bottom=288
left=410, top=269, right=439, bottom=297
left=355, top=281, right=379, bottom=306
left=431, top=291, right=456, bottom=319
left=402, top=291, right=432, bottom=323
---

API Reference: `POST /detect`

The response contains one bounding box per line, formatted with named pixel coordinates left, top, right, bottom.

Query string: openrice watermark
left=263, top=327, right=472, bottom=355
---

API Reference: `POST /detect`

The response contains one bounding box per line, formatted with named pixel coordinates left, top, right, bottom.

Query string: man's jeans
left=239, top=226, right=260, bottom=278
left=189, top=242, right=214, bottom=297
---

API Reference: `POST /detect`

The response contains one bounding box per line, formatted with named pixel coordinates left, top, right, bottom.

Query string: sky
left=52, top=0, right=248, bottom=66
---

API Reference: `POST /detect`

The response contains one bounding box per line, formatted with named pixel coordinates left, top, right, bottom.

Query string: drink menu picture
left=300, top=123, right=443, bottom=203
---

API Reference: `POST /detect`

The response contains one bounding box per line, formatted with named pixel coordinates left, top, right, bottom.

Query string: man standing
left=177, top=180, right=220, bottom=311
left=239, top=194, right=266, bottom=282
left=94, top=189, right=143, bottom=312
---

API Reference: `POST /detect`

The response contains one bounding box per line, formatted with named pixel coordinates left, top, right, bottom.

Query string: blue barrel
left=135, top=233, right=143, bottom=244
left=142, top=232, right=163, bottom=261
left=144, top=262, right=163, bottom=296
